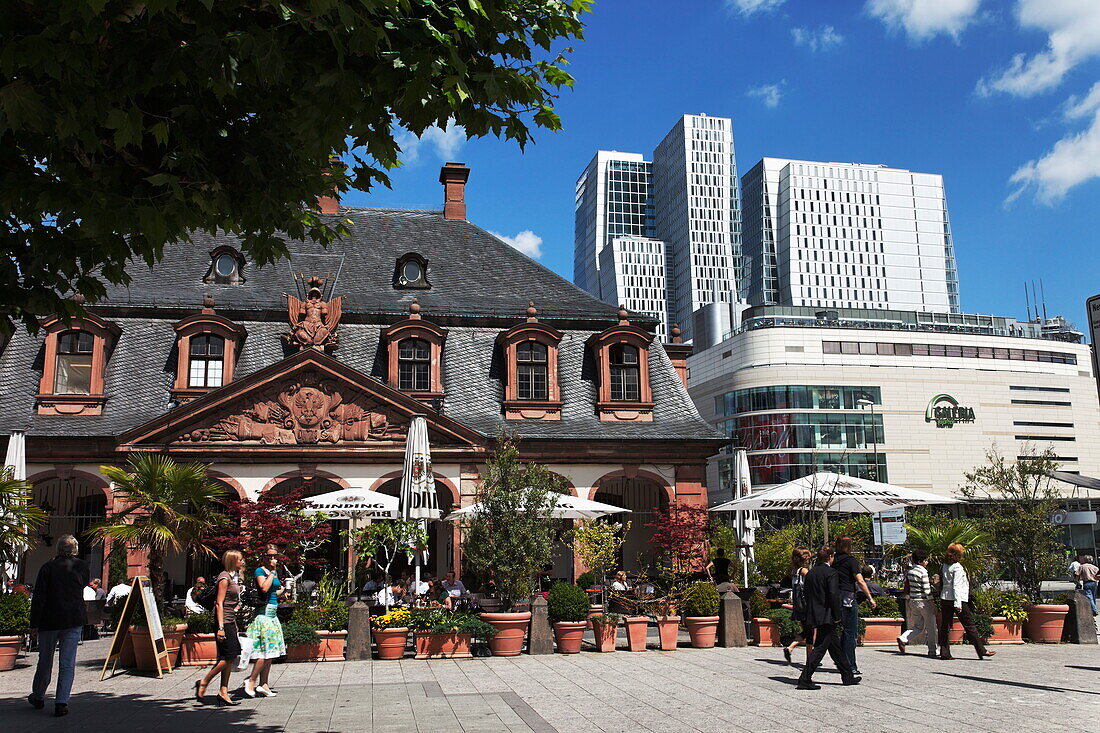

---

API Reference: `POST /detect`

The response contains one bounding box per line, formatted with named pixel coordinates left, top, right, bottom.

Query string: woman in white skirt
left=245, top=544, right=286, bottom=697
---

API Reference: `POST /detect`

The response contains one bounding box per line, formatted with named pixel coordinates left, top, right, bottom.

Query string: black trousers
left=938, top=600, right=987, bottom=655
left=798, top=622, right=855, bottom=683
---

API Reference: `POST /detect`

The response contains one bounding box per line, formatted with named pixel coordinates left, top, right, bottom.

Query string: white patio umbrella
left=730, top=448, right=757, bottom=587
left=444, top=493, right=626, bottom=521
left=710, top=472, right=964, bottom=542
left=3, top=431, right=27, bottom=582
left=301, top=488, right=399, bottom=519
left=400, top=415, right=440, bottom=599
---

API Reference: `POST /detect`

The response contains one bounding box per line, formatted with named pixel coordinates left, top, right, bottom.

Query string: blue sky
left=345, top=0, right=1100, bottom=332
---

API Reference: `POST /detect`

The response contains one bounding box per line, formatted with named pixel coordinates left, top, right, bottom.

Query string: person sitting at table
left=184, top=577, right=206, bottom=615
left=362, top=571, right=383, bottom=596
left=377, top=580, right=407, bottom=608
left=442, top=571, right=466, bottom=597
left=611, top=571, right=631, bottom=592
left=427, top=579, right=453, bottom=609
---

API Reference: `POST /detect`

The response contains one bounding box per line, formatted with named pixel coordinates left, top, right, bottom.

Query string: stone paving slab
left=0, top=637, right=1097, bottom=732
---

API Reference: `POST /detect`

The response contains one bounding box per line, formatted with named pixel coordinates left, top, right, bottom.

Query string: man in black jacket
left=797, top=546, right=861, bottom=690
left=28, top=534, right=88, bottom=717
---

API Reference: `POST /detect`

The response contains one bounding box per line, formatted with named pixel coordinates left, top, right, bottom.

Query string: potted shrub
left=459, top=436, right=564, bottom=657
left=180, top=611, right=217, bottom=666
left=681, top=582, right=720, bottom=649
left=590, top=613, right=620, bottom=652
left=548, top=582, right=590, bottom=654
left=316, top=602, right=350, bottom=660
left=283, top=622, right=321, bottom=662
left=1026, top=593, right=1070, bottom=644
left=749, top=591, right=779, bottom=646
left=0, top=592, right=30, bottom=671
left=858, top=596, right=904, bottom=646
left=410, top=609, right=496, bottom=659
left=763, top=607, right=801, bottom=648
left=973, top=588, right=1027, bottom=644
left=623, top=615, right=649, bottom=651
left=370, top=607, right=410, bottom=660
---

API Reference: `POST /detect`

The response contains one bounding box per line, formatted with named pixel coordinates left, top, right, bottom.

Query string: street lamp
left=856, top=397, right=879, bottom=482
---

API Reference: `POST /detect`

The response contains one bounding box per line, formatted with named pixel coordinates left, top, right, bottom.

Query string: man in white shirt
left=442, top=571, right=466, bottom=597
left=184, top=577, right=206, bottom=614
left=82, top=579, right=101, bottom=601
left=1069, top=554, right=1083, bottom=588
left=377, top=581, right=406, bottom=608
left=105, top=579, right=131, bottom=607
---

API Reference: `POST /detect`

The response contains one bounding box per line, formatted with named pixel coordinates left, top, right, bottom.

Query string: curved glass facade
left=720, top=451, right=887, bottom=488
left=715, top=385, right=881, bottom=416
left=718, top=412, right=883, bottom=451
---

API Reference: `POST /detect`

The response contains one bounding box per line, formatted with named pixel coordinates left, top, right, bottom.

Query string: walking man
left=27, top=534, right=88, bottom=718
left=796, top=546, right=861, bottom=690
left=833, top=536, right=875, bottom=675
left=896, top=550, right=938, bottom=657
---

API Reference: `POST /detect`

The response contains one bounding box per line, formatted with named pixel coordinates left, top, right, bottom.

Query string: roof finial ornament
left=618, top=304, right=629, bottom=325
left=526, top=301, right=537, bottom=322
left=202, top=293, right=216, bottom=314
left=285, top=275, right=342, bottom=350
left=409, top=297, right=422, bottom=319
left=670, top=323, right=682, bottom=343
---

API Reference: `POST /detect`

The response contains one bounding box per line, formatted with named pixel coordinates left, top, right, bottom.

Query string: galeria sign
left=925, top=393, right=975, bottom=428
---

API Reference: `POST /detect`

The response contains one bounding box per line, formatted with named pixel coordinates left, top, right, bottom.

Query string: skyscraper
left=574, top=115, right=742, bottom=341
left=740, top=158, right=961, bottom=313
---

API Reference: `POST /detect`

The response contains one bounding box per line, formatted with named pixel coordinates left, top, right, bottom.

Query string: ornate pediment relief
left=179, top=373, right=404, bottom=445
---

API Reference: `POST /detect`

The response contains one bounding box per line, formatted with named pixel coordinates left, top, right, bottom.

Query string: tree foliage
left=961, top=445, right=1065, bottom=602
left=347, top=517, right=428, bottom=599
left=205, top=485, right=331, bottom=574
left=0, top=470, right=47, bottom=583
left=570, top=519, right=627, bottom=583
left=889, top=517, right=994, bottom=586
left=646, top=502, right=709, bottom=574
left=459, top=433, right=563, bottom=608
left=0, top=0, right=589, bottom=334
left=89, top=455, right=226, bottom=607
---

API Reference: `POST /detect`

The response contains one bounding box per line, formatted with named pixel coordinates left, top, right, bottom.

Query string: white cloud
left=492, top=230, right=543, bottom=259
left=747, top=81, right=785, bottom=108
left=791, top=25, right=845, bottom=52
left=1064, top=81, right=1100, bottom=120
left=1007, top=107, right=1100, bottom=204
left=724, top=0, right=786, bottom=16
left=979, top=0, right=1100, bottom=98
left=395, top=119, right=466, bottom=163
left=866, top=0, right=981, bottom=41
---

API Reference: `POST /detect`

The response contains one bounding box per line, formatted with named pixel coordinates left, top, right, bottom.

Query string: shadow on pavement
left=933, top=672, right=1100, bottom=696
left=1065, top=665, right=1100, bottom=672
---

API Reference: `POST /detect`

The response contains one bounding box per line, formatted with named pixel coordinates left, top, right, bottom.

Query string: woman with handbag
left=195, top=550, right=244, bottom=706
left=245, top=545, right=287, bottom=698
left=783, top=548, right=814, bottom=666
left=937, top=542, right=995, bottom=661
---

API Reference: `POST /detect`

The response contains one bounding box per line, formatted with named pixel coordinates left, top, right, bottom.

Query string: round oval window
left=402, top=260, right=422, bottom=283
left=215, top=253, right=238, bottom=278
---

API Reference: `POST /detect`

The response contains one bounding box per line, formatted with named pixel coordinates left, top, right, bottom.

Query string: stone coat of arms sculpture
left=287, top=276, right=341, bottom=349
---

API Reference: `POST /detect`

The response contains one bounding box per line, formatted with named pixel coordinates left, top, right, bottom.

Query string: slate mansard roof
left=0, top=208, right=719, bottom=444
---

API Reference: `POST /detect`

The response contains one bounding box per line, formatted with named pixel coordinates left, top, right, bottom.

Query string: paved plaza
left=0, top=636, right=1097, bottom=733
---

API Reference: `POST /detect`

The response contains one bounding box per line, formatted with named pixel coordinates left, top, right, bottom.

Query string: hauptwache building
left=688, top=305, right=1100, bottom=558
left=1, top=163, right=723, bottom=590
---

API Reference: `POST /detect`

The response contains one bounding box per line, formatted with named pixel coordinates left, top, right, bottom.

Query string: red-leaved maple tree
left=646, top=502, right=710, bottom=573
left=206, top=485, right=331, bottom=577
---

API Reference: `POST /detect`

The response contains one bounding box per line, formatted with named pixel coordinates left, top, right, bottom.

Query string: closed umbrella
left=444, top=493, right=626, bottom=521
left=731, top=448, right=757, bottom=587
left=400, top=416, right=439, bottom=600
left=3, top=431, right=26, bottom=582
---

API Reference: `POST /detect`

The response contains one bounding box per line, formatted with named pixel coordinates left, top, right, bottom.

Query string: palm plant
left=893, top=520, right=994, bottom=584
left=89, top=455, right=226, bottom=607
left=0, top=470, right=47, bottom=583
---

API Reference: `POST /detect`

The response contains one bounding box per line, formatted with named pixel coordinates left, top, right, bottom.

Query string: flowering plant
left=370, top=607, right=410, bottom=629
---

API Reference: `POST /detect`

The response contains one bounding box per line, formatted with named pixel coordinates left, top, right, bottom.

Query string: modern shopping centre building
left=688, top=304, right=1100, bottom=555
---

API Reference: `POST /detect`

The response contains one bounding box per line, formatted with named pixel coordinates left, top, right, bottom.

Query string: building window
left=609, top=344, right=641, bottom=401
left=188, top=335, right=225, bottom=388
left=204, top=246, right=245, bottom=285
left=54, top=331, right=94, bottom=394
left=398, top=338, right=431, bottom=391
left=516, top=341, right=549, bottom=400
left=393, top=252, right=431, bottom=289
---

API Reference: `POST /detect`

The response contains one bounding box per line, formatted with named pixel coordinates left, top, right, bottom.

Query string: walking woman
left=937, top=542, right=995, bottom=660
left=245, top=545, right=287, bottom=697
left=783, top=547, right=814, bottom=665
left=195, top=550, right=243, bottom=706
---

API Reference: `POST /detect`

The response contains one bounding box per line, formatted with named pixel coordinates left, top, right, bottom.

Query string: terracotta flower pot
left=413, top=631, right=474, bottom=659
left=592, top=619, right=618, bottom=652
left=553, top=621, right=587, bottom=654
left=286, top=643, right=320, bottom=662
left=859, top=618, right=904, bottom=646
left=1024, top=604, right=1068, bottom=643
left=180, top=633, right=217, bottom=666
left=479, top=612, right=531, bottom=657
left=752, top=619, right=782, bottom=647
left=684, top=616, right=719, bottom=649
left=162, top=623, right=187, bottom=667
left=318, top=630, right=347, bottom=661
left=624, top=616, right=649, bottom=651
left=129, top=626, right=167, bottom=672
left=373, top=627, right=409, bottom=660
left=586, top=604, right=604, bottom=630
left=989, top=618, right=1024, bottom=644
left=0, top=635, right=22, bottom=671
left=656, top=615, right=680, bottom=651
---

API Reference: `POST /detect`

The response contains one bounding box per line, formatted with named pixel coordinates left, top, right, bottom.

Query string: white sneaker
left=243, top=680, right=256, bottom=698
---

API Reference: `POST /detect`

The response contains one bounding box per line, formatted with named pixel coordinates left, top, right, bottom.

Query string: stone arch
left=24, top=469, right=113, bottom=584
left=591, top=469, right=672, bottom=574
left=206, top=470, right=247, bottom=501
left=368, top=470, right=460, bottom=510
left=260, top=468, right=350, bottom=495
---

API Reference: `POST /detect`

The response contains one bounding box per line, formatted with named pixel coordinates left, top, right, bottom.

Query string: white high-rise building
left=741, top=158, right=961, bottom=313
left=573, top=114, right=742, bottom=341
left=652, top=115, right=741, bottom=340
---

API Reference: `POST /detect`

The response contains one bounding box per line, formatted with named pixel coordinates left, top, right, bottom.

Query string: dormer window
left=172, top=296, right=246, bottom=402
left=609, top=344, right=641, bottom=402
left=383, top=299, right=446, bottom=403
left=394, top=252, right=430, bottom=289
left=205, top=246, right=245, bottom=285
left=37, top=312, right=121, bottom=415
left=497, top=303, right=562, bottom=420
left=587, top=306, right=654, bottom=422
left=398, top=338, right=431, bottom=391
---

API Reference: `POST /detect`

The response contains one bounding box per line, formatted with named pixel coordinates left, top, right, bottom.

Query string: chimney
left=663, top=324, right=693, bottom=390
left=318, top=192, right=340, bottom=215
left=439, top=162, right=470, bottom=220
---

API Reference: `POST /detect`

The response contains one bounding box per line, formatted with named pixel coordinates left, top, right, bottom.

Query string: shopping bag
left=236, top=636, right=253, bottom=670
